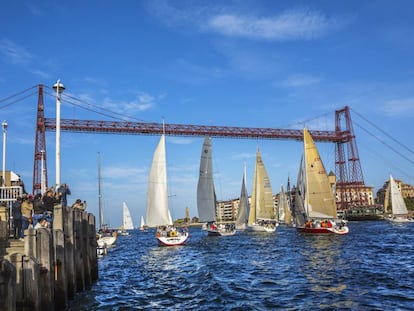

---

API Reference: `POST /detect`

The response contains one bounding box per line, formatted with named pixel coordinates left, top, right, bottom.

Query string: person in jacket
left=21, top=195, right=33, bottom=236
left=57, top=183, right=71, bottom=208
left=12, top=197, right=22, bottom=239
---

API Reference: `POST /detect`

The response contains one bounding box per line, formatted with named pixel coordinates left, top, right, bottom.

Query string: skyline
left=1, top=1, right=413, bottom=227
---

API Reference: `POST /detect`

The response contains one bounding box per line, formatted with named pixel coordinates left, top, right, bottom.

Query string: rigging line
left=353, top=120, right=414, bottom=166
left=0, top=91, right=38, bottom=110
left=281, top=111, right=332, bottom=130
left=0, top=85, right=38, bottom=104
left=49, top=91, right=148, bottom=123
left=360, top=139, right=414, bottom=183
left=43, top=91, right=127, bottom=121
left=351, top=108, right=414, bottom=155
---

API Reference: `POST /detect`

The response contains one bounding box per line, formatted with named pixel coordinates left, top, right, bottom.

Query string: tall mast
left=98, top=151, right=103, bottom=229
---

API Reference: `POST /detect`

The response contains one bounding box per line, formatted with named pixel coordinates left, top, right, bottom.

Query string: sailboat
left=247, top=148, right=277, bottom=232
left=146, top=133, right=189, bottom=246
left=295, top=128, right=349, bottom=234
left=96, top=152, right=117, bottom=251
left=293, top=156, right=307, bottom=228
left=139, top=215, right=146, bottom=231
left=279, top=185, right=292, bottom=226
left=118, top=202, right=134, bottom=235
left=197, top=137, right=235, bottom=236
left=236, top=165, right=250, bottom=230
left=385, top=175, right=414, bottom=223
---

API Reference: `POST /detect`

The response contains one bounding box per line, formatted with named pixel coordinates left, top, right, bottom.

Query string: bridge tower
left=335, top=106, right=368, bottom=209
left=32, top=85, right=48, bottom=195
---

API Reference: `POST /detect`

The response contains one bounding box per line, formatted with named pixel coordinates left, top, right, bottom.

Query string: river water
left=67, top=221, right=414, bottom=310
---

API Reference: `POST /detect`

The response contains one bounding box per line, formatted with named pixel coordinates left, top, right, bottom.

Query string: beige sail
left=248, top=148, right=275, bottom=225
left=303, top=128, right=337, bottom=219
left=280, top=186, right=292, bottom=224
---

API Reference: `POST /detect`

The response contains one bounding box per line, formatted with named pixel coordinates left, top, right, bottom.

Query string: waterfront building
left=216, top=199, right=236, bottom=222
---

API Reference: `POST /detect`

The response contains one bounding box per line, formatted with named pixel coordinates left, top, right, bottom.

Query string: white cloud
left=30, top=69, right=51, bottom=79
left=102, top=92, right=157, bottom=114
left=206, top=9, right=339, bottom=41
left=102, top=166, right=147, bottom=180
left=168, top=137, right=194, bottom=145
left=0, top=38, right=34, bottom=64
left=281, top=74, right=321, bottom=88
left=382, top=97, right=414, bottom=117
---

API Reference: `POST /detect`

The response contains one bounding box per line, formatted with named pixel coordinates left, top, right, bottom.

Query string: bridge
left=19, top=85, right=365, bottom=209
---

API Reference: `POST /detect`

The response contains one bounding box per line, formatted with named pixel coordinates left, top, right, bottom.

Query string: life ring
left=170, top=231, right=177, bottom=237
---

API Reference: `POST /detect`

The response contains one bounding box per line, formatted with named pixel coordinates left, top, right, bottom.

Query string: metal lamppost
left=1, top=120, right=7, bottom=187
left=40, top=149, right=46, bottom=194
left=53, top=80, right=65, bottom=189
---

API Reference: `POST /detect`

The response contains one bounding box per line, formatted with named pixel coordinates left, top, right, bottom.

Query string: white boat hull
left=248, top=223, right=277, bottom=233
left=156, top=232, right=189, bottom=246
left=207, top=228, right=236, bottom=236
left=98, top=236, right=117, bottom=246
left=386, top=216, right=414, bottom=223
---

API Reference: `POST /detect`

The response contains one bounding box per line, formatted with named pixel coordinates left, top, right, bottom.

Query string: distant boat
left=385, top=175, right=414, bottom=223
left=247, top=148, right=277, bottom=232
left=279, top=185, right=292, bottom=226
left=146, top=132, right=189, bottom=246
left=197, top=137, right=235, bottom=236
left=118, top=202, right=134, bottom=235
left=139, top=215, right=147, bottom=231
left=295, top=128, right=349, bottom=234
left=96, top=152, right=117, bottom=249
left=236, top=165, right=249, bottom=230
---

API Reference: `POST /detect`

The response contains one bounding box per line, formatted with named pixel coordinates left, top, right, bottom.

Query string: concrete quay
left=0, top=204, right=98, bottom=311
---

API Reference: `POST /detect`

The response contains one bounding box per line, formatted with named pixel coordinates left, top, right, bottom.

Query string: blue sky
left=1, top=0, right=413, bottom=228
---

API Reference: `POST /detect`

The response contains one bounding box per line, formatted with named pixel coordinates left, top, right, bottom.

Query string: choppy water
left=67, top=221, right=414, bottom=310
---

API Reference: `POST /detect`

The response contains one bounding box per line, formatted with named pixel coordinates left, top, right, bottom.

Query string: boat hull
left=385, top=216, right=414, bottom=223
left=98, top=235, right=117, bottom=246
left=297, top=226, right=349, bottom=235
left=248, top=223, right=277, bottom=233
left=157, top=233, right=189, bottom=246
left=207, top=229, right=236, bottom=236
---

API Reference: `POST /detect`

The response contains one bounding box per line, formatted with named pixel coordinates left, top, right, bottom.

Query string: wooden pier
left=0, top=204, right=98, bottom=311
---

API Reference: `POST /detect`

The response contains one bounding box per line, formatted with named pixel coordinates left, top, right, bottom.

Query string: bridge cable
left=54, top=91, right=147, bottom=122
left=44, top=91, right=137, bottom=122
left=353, top=120, right=414, bottom=166
left=351, top=108, right=414, bottom=155
left=0, top=86, right=38, bottom=110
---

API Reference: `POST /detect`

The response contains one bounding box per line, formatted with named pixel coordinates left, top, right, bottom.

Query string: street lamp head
left=1, top=121, right=7, bottom=130
left=53, top=80, right=65, bottom=94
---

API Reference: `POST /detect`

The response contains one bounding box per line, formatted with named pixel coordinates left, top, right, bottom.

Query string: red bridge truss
left=33, top=85, right=366, bottom=209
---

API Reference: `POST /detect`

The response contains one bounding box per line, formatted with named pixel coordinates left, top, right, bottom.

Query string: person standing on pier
left=32, top=193, right=45, bottom=226
left=12, top=197, right=22, bottom=239
left=42, top=189, right=60, bottom=224
left=21, top=195, right=33, bottom=238
left=57, top=183, right=71, bottom=208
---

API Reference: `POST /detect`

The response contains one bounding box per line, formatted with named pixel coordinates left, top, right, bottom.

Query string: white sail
left=279, top=185, right=292, bottom=224
left=146, top=134, right=173, bottom=227
left=248, top=148, right=276, bottom=224
left=122, top=202, right=134, bottom=230
left=140, top=216, right=145, bottom=228
left=236, top=166, right=250, bottom=230
left=390, top=175, right=409, bottom=216
left=303, top=128, right=337, bottom=219
left=197, top=137, right=216, bottom=222
left=294, top=155, right=307, bottom=227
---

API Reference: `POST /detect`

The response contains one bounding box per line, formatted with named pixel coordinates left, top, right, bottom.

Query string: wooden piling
left=0, top=204, right=99, bottom=311
left=63, top=206, right=75, bottom=299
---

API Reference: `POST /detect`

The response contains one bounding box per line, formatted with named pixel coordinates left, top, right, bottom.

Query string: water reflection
left=297, top=234, right=353, bottom=309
